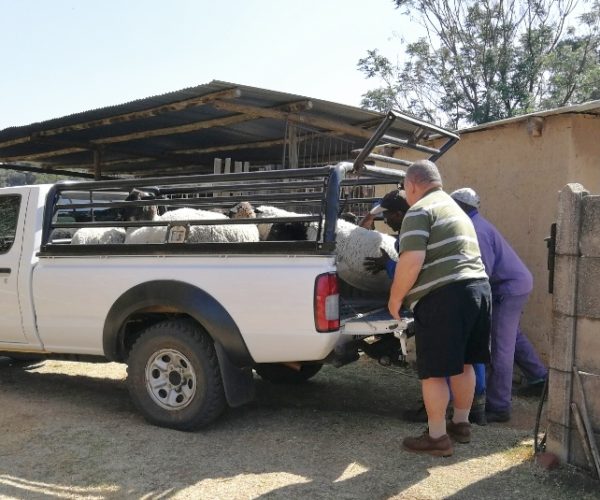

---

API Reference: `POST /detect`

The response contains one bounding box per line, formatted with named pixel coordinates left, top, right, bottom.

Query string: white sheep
left=125, top=206, right=259, bottom=244
left=307, top=219, right=398, bottom=293
left=125, top=208, right=223, bottom=244
left=71, top=227, right=127, bottom=245
left=257, top=205, right=397, bottom=292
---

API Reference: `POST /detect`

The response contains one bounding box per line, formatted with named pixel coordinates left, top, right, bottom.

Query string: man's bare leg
left=422, top=377, right=450, bottom=438
left=449, top=364, right=475, bottom=423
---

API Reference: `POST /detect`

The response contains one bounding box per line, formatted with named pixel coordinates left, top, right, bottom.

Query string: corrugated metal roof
left=0, top=80, right=458, bottom=178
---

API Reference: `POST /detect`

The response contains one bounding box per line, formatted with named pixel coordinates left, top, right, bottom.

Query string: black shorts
left=413, top=278, right=491, bottom=379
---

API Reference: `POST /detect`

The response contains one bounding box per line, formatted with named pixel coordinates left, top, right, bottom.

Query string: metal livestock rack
left=40, top=110, right=459, bottom=256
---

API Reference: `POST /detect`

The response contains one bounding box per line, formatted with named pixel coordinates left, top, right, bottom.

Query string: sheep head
left=123, top=188, right=159, bottom=221
left=229, top=202, right=256, bottom=219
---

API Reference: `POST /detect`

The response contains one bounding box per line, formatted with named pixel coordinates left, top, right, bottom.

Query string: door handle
left=0, top=268, right=11, bottom=275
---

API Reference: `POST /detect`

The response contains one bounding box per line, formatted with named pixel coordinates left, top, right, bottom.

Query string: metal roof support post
left=93, top=149, right=103, bottom=181
left=287, top=123, right=299, bottom=169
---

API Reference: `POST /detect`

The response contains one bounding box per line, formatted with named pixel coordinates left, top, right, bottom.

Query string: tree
left=0, top=169, right=72, bottom=187
left=359, top=0, right=600, bottom=127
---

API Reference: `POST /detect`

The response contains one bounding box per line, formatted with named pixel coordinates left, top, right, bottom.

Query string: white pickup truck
left=0, top=161, right=415, bottom=430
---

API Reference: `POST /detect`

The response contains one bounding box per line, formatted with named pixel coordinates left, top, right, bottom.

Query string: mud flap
left=214, top=342, right=255, bottom=407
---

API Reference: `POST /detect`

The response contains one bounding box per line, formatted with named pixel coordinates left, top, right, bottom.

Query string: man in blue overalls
left=451, top=188, right=547, bottom=422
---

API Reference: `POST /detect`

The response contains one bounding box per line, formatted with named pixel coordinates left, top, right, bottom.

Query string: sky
left=0, top=0, right=413, bottom=130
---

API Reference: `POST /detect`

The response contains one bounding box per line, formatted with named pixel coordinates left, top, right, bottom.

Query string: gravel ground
left=0, top=356, right=598, bottom=500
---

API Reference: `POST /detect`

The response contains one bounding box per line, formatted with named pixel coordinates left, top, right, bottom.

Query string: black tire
left=126, top=319, right=226, bottom=430
left=255, top=363, right=323, bottom=384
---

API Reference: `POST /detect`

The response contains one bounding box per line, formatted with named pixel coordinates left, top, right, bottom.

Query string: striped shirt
left=398, top=188, right=488, bottom=309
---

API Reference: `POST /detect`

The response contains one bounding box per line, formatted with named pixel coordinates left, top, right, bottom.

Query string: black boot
left=469, top=393, right=487, bottom=426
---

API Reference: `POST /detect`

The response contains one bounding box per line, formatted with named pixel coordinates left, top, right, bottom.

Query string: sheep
left=266, top=221, right=309, bottom=241
left=256, top=205, right=397, bottom=292
left=125, top=208, right=224, bottom=244
left=71, top=227, right=127, bottom=245
left=121, top=188, right=160, bottom=221
left=70, top=188, right=159, bottom=245
left=228, top=201, right=256, bottom=219
left=339, top=212, right=358, bottom=224
left=307, top=219, right=398, bottom=293
left=255, top=205, right=311, bottom=241
left=183, top=202, right=259, bottom=243
left=125, top=204, right=259, bottom=244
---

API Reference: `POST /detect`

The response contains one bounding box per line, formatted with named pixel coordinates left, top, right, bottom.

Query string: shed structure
left=0, top=80, right=455, bottom=181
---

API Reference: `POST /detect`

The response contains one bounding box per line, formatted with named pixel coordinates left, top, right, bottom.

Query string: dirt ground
left=0, top=355, right=598, bottom=500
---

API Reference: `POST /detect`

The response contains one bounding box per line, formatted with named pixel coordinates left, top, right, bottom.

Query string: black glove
left=363, top=248, right=391, bottom=275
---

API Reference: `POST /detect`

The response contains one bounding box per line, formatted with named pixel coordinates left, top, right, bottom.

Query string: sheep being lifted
left=256, top=205, right=397, bottom=293
left=308, top=219, right=398, bottom=293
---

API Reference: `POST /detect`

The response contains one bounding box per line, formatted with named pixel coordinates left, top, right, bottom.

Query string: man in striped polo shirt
left=388, top=160, right=491, bottom=457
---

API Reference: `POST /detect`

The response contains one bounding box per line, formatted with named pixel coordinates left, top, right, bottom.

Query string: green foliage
left=0, top=169, right=72, bottom=187
left=0, top=195, right=20, bottom=251
left=359, top=0, right=600, bottom=127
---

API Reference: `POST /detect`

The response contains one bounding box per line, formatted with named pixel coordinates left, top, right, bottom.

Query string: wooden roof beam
left=2, top=147, right=88, bottom=161
left=54, top=137, right=294, bottom=169
left=0, top=100, right=314, bottom=162
left=46, top=126, right=348, bottom=167
left=90, top=100, right=313, bottom=145
left=0, top=162, right=112, bottom=179
left=176, top=137, right=290, bottom=155
left=1, top=135, right=196, bottom=165
left=212, top=100, right=374, bottom=140
left=0, top=87, right=242, bottom=149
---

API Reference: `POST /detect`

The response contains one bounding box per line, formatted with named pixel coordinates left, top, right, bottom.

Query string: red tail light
left=314, top=272, right=340, bottom=332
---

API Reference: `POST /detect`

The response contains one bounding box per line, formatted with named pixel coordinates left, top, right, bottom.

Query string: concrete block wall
left=547, top=185, right=600, bottom=473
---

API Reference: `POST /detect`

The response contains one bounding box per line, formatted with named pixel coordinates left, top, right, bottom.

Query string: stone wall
left=547, top=183, right=600, bottom=473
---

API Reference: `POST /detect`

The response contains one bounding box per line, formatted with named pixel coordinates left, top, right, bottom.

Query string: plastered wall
left=391, top=113, right=600, bottom=366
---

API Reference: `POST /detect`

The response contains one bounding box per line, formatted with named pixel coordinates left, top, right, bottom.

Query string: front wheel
left=255, top=363, right=323, bottom=384
left=127, top=319, right=226, bottom=430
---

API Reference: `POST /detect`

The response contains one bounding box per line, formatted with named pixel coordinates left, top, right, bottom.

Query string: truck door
left=0, top=191, right=29, bottom=343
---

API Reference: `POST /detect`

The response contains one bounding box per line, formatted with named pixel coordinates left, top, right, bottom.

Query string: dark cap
left=370, top=189, right=409, bottom=215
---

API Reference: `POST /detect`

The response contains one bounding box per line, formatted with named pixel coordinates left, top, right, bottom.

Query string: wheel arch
left=103, top=280, right=253, bottom=368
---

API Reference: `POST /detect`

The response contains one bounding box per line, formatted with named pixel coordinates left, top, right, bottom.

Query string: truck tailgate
left=340, top=307, right=410, bottom=336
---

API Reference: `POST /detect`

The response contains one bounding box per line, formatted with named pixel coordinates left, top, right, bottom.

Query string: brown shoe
left=402, top=432, right=453, bottom=457
left=447, top=421, right=471, bottom=444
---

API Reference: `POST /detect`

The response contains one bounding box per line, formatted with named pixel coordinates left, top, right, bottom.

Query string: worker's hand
left=388, top=296, right=403, bottom=321
left=363, top=248, right=390, bottom=274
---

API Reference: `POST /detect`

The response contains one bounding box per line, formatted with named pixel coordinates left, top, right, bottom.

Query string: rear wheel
left=255, top=363, right=323, bottom=384
left=127, top=319, right=226, bottom=430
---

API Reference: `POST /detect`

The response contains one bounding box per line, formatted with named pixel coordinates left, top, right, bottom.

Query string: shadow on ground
left=0, top=357, right=597, bottom=499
